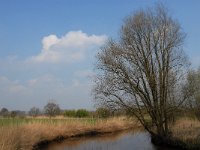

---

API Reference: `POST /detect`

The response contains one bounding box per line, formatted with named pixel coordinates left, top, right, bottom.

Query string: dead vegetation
left=0, top=117, right=138, bottom=150
left=172, top=118, right=200, bottom=147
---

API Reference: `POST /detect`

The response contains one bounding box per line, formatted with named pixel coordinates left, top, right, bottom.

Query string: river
left=42, top=130, right=176, bottom=150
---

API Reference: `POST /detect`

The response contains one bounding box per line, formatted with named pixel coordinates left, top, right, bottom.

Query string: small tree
left=29, top=107, right=40, bottom=117
left=10, top=111, right=17, bottom=118
left=44, top=102, right=60, bottom=118
left=0, top=108, right=9, bottom=117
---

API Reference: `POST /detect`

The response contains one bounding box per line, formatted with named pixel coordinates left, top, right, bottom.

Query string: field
left=0, top=117, right=137, bottom=150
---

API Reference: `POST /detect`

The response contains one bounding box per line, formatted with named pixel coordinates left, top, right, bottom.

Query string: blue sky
left=0, top=0, right=200, bottom=111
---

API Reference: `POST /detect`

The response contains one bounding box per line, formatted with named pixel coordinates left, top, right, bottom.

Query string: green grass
left=0, top=117, right=99, bottom=127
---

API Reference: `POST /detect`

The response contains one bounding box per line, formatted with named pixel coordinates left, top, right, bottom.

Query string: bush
left=63, top=110, right=76, bottom=117
left=96, top=107, right=111, bottom=118
left=76, top=109, right=89, bottom=118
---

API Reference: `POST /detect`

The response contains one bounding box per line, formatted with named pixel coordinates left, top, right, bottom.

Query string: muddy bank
left=151, top=134, right=200, bottom=150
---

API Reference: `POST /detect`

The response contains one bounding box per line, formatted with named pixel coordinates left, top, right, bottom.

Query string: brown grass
left=0, top=117, right=139, bottom=150
left=2, top=116, right=200, bottom=150
left=171, top=118, right=200, bottom=146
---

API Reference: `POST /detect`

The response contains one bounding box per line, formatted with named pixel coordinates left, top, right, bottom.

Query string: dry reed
left=172, top=118, right=200, bottom=145
left=0, top=117, right=137, bottom=150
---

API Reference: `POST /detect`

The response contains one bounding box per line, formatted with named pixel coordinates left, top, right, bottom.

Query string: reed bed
left=0, top=117, right=137, bottom=150
left=171, top=118, right=200, bottom=147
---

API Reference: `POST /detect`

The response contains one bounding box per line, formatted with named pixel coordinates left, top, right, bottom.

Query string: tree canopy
left=44, top=102, right=60, bottom=117
left=94, top=4, right=189, bottom=137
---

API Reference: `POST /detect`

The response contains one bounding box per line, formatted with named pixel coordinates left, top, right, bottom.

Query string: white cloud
left=29, top=30, right=107, bottom=64
left=0, top=76, right=27, bottom=94
left=42, top=35, right=59, bottom=50
left=74, top=69, right=95, bottom=78
left=0, top=74, right=93, bottom=110
left=72, top=79, right=81, bottom=87
left=0, top=30, right=106, bottom=110
left=28, top=75, right=61, bottom=87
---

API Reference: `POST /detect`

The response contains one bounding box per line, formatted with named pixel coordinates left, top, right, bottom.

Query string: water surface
left=43, top=131, right=175, bottom=150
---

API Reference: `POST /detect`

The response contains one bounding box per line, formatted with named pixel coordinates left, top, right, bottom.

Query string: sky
left=0, top=0, right=200, bottom=111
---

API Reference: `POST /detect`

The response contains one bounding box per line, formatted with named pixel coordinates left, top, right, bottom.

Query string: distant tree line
left=0, top=108, right=26, bottom=118
left=0, top=102, right=125, bottom=118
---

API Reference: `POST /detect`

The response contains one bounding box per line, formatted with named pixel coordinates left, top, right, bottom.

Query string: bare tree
left=29, top=107, right=40, bottom=117
left=185, top=68, right=200, bottom=120
left=0, top=108, right=9, bottom=117
left=10, top=111, right=17, bottom=118
left=93, top=4, right=189, bottom=138
left=44, top=102, right=60, bottom=118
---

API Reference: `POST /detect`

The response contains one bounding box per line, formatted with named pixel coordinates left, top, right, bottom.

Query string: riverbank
left=0, top=117, right=139, bottom=150
left=1, top=117, right=200, bottom=150
left=171, top=118, right=200, bottom=149
left=151, top=118, right=200, bottom=150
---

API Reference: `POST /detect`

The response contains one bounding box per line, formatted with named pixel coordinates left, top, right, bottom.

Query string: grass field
left=0, top=117, right=99, bottom=127
left=0, top=117, right=137, bottom=150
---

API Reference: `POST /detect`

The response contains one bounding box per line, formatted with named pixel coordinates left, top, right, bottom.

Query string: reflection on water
left=43, top=131, right=175, bottom=150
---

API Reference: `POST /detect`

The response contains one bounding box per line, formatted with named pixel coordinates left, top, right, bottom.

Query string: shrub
left=63, top=110, right=76, bottom=117
left=96, top=107, right=111, bottom=118
left=76, top=109, right=89, bottom=118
